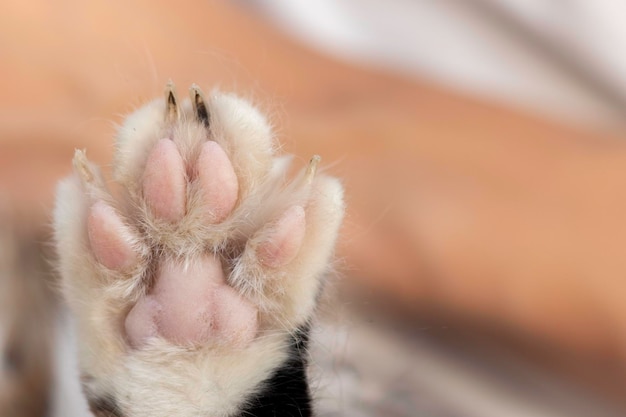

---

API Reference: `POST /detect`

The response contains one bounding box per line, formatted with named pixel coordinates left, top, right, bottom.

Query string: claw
left=164, top=80, right=179, bottom=122
left=72, top=149, right=95, bottom=185
left=190, top=84, right=210, bottom=127
left=305, top=155, right=321, bottom=184
left=73, top=149, right=108, bottom=194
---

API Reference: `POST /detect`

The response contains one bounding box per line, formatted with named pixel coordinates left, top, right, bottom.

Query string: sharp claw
left=305, top=155, right=321, bottom=184
left=164, top=80, right=179, bottom=122
left=72, top=149, right=95, bottom=184
left=190, top=84, right=210, bottom=127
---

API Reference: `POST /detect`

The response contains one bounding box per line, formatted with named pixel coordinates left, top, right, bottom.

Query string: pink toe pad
left=198, top=141, right=238, bottom=223
left=88, top=201, right=138, bottom=271
left=143, top=138, right=186, bottom=222
left=257, top=205, right=306, bottom=268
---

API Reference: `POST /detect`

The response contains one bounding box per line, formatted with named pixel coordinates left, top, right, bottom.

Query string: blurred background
left=2, top=0, right=626, bottom=416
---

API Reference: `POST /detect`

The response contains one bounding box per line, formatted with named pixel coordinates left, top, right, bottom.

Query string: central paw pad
left=125, top=254, right=257, bottom=348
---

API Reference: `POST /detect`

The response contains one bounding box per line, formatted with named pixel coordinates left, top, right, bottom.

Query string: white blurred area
left=245, top=0, right=626, bottom=127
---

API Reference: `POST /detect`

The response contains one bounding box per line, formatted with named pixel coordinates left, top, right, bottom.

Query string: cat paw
left=54, top=82, right=344, bottom=416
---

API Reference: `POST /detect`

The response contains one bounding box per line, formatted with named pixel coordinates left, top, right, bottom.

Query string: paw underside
left=54, top=83, right=344, bottom=416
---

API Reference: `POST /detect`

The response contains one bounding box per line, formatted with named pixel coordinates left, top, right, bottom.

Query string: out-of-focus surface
left=0, top=215, right=52, bottom=417
left=312, top=312, right=626, bottom=417
left=248, top=0, right=626, bottom=127
left=2, top=0, right=626, bottom=415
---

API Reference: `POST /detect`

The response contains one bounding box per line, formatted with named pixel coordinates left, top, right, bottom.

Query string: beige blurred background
left=2, top=0, right=626, bottom=416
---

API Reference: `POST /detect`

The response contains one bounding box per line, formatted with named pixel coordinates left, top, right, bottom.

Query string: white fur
left=53, top=85, right=345, bottom=416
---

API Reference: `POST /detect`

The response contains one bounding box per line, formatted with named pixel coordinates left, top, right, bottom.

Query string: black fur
left=238, top=325, right=313, bottom=417
left=87, top=394, right=122, bottom=417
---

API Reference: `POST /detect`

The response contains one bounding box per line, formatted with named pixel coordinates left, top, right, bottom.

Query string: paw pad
left=87, top=201, right=138, bottom=271
left=198, top=140, right=239, bottom=223
left=257, top=205, right=306, bottom=268
left=142, top=138, right=186, bottom=222
left=125, top=255, right=257, bottom=348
